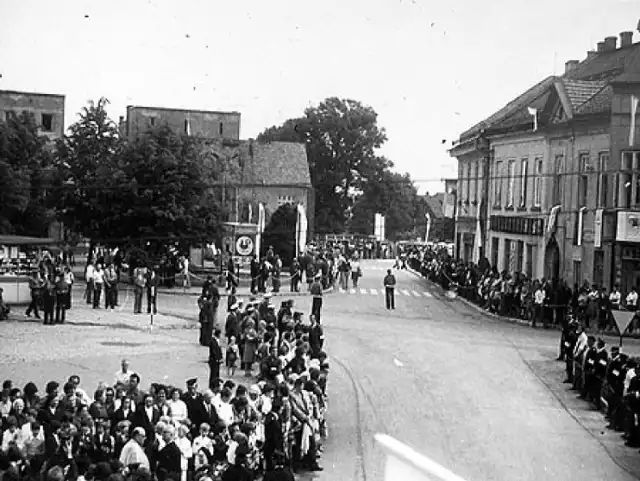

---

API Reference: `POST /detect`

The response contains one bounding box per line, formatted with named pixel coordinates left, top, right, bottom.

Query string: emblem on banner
left=236, top=236, right=254, bottom=256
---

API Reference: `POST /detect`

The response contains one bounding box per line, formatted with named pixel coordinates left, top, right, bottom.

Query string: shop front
left=0, top=235, right=56, bottom=305
left=615, top=211, right=640, bottom=295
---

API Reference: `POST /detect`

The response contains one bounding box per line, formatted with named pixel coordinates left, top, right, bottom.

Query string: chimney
left=597, top=41, right=606, bottom=53
left=587, top=50, right=597, bottom=59
left=604, top=36, right=618, bottom=51
left=621, top=31, right=633, bottom=48
left=565, top=60, right=579, bottom=73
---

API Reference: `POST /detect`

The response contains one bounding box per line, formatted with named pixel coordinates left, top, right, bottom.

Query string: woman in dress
left=168, top=388, right=188, bottom=424
left=175, top=423, right=193, bottom=481
left=242, top=320, right=259, bottom=377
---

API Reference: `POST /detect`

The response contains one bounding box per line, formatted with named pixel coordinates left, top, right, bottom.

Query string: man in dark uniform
left=624, top=364, right=640, bottom=447
left=605, top=347, right=625, bottom=430
left=563, top=320, right=580, bottom=384
left=591, top=338, right=609, bottom=410
left=310, top=274, right=324, bottom=322
left=556, top=281, right=572, bottom=360
left=146, top=267, right=159, bottom=315
left=581, top=336, right=598, bottom=401
left=54, top=273, right=69, bottom=324
left=42, top=276, right=55, bottom=325
left=208, top=328, right=223, bottom=389
left=383, top=269, right=396, bottom=310
left=25, top=271, right=42, bottom=319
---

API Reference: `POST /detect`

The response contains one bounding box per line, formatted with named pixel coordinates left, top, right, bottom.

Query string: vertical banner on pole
left=381, top=215, right=386, bottom=241
left=296, top=203, right=308, bottom=255
left=256, top=202, right=265, bottom=260
left=425, top=213, right=432, bottom=243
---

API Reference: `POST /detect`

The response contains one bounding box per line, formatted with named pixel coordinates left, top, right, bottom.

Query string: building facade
left=121, top=105, right=241, bottom=140
left=0, top=89, right=65, bottom=140
left=451, top=25, right=640, bottom=294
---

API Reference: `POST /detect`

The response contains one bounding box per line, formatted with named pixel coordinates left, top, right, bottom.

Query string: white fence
left=375, top=434, right=470, bottom=481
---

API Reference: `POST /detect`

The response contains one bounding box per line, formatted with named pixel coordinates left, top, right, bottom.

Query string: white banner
left=296, top=203, right=308, bottom=255
left=256, top=202, right=265, bottom=259
left=425, top=213, right=432, bottom=242
left=577, top=207, right=586, bottom=246
left=594, top=209, right=603, bottom=248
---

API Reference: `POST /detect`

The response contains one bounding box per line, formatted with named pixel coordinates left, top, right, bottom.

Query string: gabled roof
left=564, top=44, right=640, bottom=81
left=454, top=42, right=640, bottom=145
left=422, top=194, right=444, bottom=219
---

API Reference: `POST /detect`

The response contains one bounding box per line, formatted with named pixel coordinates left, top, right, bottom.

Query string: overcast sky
left=0, top=0, right=637, bottom=193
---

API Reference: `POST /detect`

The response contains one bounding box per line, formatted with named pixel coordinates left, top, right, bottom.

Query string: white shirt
left=93, top=269, right=104, bottom=284
left=217, top=401, right=234, bottom=427
left=176, top=436, right=193, bottom=472
left=192, top=435, right=213, bottom=456
left=534, top=289, right=546, bottom=305
left=85, top=265, right=95, bottom=282
left=115, top=370, right=135, bottom=387
left=21, top=422, right=44, bottom=441
left=627, top=291, right=639, bottom=307
left=1, top=428, right=24, bottom=452
left=610, top=291, right=621, bottom=306
left=169, top=400, right=188, bottom=423
left=624, top=369, right=636, bottom=397
left=119, top=439, right=150, bottom=470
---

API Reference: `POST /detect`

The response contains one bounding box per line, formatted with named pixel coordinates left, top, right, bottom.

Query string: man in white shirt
left=627, top=288, right=638, bottom=311
left=120, top=427, right=150, bottom=471
left=68, top=375, right=92, bottom=406
left=93, top=264, right=105, bottom=309
left=85, top=262, right=95, bottom=305
left=533, top=286, right=546, bottom=328
left=610, top=285, right=622, bottom=310
left=115, top=359, right=135, bottom=387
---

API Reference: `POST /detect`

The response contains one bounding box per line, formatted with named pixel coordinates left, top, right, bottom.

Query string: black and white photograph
left=2, top=1, right=640, bottom=480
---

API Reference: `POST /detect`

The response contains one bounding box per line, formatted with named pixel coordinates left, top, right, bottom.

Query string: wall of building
left=0, top=91, right=65, bottom=140
left=126, top=106, right=241, bottom=140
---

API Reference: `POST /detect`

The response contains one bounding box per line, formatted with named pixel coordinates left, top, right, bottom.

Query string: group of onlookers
left=23, top=262, right=74, bottom=326
left=0, top=333, right=328, bottom=481
left=406, top=248, right=640, bottom=335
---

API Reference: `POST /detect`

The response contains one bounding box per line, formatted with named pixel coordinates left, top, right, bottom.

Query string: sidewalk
left=406, top=266, right=640, bottom=347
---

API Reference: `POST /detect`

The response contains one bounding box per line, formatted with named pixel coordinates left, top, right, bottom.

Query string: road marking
left=360, top=288, right=367, bottom=294
left=411, top=290, right=421, bottom=297
left=339, top=288, right=346, bottom=293
left=370, top=288, right=378, bottom=295
left=350, top=288, right=356, bottom=294
left=393, top=357, right=404, bottom=367
left=423, top=292, right=432, bottom=298
left=401, top=289, right=411, bottom=296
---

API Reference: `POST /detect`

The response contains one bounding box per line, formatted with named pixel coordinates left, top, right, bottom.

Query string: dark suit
left=156, top=441, right=182, bottom=481
left=110, top=408, right=135, bottom=434
left=146, top=272, right=159, bottom=314
left=133, top=406, right=161, bottom=444
left=209, top=337, right=223, bottom=388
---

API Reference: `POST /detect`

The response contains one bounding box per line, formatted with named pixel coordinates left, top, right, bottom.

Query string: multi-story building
left=451, top=25, right=640, bottom=294
left=120, top=105, right=241, bottom=140
left=0, top=89, right=65, bottom=140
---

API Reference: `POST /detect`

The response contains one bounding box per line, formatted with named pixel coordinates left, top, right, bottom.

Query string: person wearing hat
left=259, top=293, right=273, bottom=320
left=120, top=426, right=150, bottom=472
left=580, top=336, right=597, bottom=401
left=156, top=425, right=182, bottom=481
left=563, top=320, right=580, bottom=384
left=309, top=273, right=324, bottom=323
left=605, top=347, right=625, bottom=430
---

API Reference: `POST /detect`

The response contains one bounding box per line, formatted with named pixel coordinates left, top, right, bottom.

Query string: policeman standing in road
left=563, top=320, right=580, bottom=384
left=310, top=273, right=324, bottom=323
left=383, top=269, right=396, bottom=310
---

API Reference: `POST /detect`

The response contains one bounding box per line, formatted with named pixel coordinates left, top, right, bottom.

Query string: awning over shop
left=0, top=235, right=56, bottom=246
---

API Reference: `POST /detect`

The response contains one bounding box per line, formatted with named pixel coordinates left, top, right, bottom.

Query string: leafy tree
left=350, top=167, right=419, bottom=241
left=259, top=97, right=387, bottom=234
left=262, top=204, right=297, bottom=264
left=0, top=112, right=55, bottom=236
left=116, top=126, right=223, bottom=250
left=51, top=98, right=124, bottom=241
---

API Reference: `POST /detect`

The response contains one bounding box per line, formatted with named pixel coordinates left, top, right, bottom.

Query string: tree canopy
left=51, top=98, right=224, bottom=250
left=259, top=97, right=420, bottom=240
left=0, top=112, right=55, bottom=236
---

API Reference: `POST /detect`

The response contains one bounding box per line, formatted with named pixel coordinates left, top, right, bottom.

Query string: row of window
left=4, top=110, right=54, bottom=131
left=460, top=151, right=640, bottom=211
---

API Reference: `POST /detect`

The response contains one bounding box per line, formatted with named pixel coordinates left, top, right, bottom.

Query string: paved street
left=3, top=259, right=640, bottom=480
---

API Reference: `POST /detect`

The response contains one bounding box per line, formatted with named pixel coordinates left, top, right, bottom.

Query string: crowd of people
left=405, top=247, right=640, bottom=335
left=0, top=309, right=329, bottom=481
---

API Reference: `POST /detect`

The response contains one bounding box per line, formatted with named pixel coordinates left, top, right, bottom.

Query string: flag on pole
left=256, top=202, right=265, bottom=259
left=425, top=213, right=432, bottom=242
left=630, top=94, right=639, bottom=146
left=248, top=203, right=253, bottom=224
left=186, top=116, right=192, bottom=137
left=296, top=203, right=308, bottom=254
left=577, top=207, right=586, bottom=246
left=527, top=107, right=538, bottom=132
